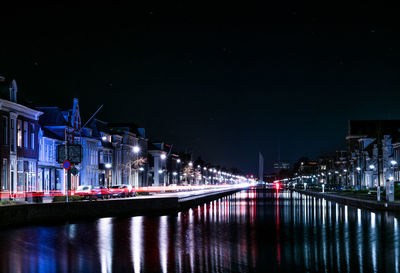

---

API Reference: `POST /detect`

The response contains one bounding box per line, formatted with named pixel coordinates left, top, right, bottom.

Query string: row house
left=346, top=120, right=400, bottom=189
left=0, top=77, right=42, bottom=199
left=37, top=127, right=64, bottom=192
left=37, top=102, right=82, bottom=192
left=88, top=121, right=150, bottom=187
left=88, top=119, right=115, bottom=187
left=148, top=142, right=169, bottom=186
left=107, top=123, right=149, bottom=188
left=80, top=127, right=100, bottom=186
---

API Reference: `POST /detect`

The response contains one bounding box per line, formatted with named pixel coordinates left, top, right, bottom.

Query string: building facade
left=0, top=77, right=42, bottom=199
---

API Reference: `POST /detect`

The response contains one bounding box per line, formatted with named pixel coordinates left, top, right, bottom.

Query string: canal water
left=0, top=189, right=399, bottom=272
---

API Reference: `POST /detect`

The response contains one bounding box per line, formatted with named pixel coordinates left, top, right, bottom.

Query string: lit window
left=1, top=158, right=7, bottom=190
left=17, top=120, right=22, bottom=147
left=23, top=121, right=28, bottom=148
left=10, top=119, right=15, bottom=152
left=2, top=116, right=8, bottom=145
left=30, top=124, right=35, bottom=149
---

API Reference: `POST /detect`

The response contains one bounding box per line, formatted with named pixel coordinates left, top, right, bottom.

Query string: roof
left=37, top=107, right=68, bottom=126
left=107, top=122, right=145, bottom=137
left=41, top=127, right=64, bottom=141
left=88, top=119, right=111, bottom=138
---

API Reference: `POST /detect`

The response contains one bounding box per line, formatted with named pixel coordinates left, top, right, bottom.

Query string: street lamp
left=133, top=146, right=140, bottom=153
left=188, top=162, right=193, bottom=167
left=177, top=159, right=181, bottom=163
left=356, top=167, right=361, bottom=189
left=160, top=154, right=166, bottom=160
left=369, top=164, right=375, bottom=170
left=390, top=160, right=397, bottom=183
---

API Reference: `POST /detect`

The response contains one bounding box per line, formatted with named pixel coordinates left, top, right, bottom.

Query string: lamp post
left=369, top=164, right=380, bottom=201
left=356, top=167, right=361, bottom=190
left=390, top=160, right=397, bottom=180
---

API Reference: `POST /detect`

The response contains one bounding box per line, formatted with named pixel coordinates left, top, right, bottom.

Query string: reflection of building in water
left=98, top=218, right=113, bottom=273
left=131, top=217, right=143, bottom=273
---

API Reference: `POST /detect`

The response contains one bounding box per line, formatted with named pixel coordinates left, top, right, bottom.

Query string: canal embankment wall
left=0, top=188, right=242, bottom=228
left=292, top=189, right=400, bottom=212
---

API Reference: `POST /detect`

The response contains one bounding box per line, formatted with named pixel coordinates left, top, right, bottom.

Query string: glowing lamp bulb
left=133, top=146, right=140, bottom=153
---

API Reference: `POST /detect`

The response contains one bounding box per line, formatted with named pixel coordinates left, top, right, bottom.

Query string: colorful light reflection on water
left=0, top=189, right=399, bottom=272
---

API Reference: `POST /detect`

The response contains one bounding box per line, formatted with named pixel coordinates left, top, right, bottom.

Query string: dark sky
left=1, top=2, right=400, bottom=174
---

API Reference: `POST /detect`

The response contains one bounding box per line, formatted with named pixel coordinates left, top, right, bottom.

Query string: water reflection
left=0, top=189, right=400, bottom=272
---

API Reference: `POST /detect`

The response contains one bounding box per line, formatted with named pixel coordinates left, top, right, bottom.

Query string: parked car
left=92, top=185, right=111, bottom=199
left=120, top=184, right=136, bottom=197
left=75, top=185, right=111, bottom=200
left=75, top=185, right=94, bottom=200
left=109, top=185, right=126, bottom=198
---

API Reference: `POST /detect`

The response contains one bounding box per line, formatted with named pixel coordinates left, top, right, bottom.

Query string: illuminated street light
left=172, top=172, right=177, bottom=176
left=133, top=146, right=140, bottom=153
left=139, top=167, right=144, bottom=171
left=158, top=170, right=163, bottom=174
left=177, top=159, right=181, bottom=163
left=101, top=136, right=107, bottom=141
left=356, top=167, right=361, bottom=171
left=160, top=154, right=166, bottom=160
left=369, top=164, right=375, bottom=170
left=188, top=162, right=193, bottom=167
left=391, top=160, right=398, bottom=166
left=105, top=163, right=112, bottom=169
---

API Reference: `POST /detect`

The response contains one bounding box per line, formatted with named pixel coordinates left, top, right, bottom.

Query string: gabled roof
left=41, top=127, right=64, bottom=141
left=37, top=107, right=68, bottom=126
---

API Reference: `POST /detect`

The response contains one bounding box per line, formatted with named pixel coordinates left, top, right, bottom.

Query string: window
left=30, top=124, right=35, bottom=149
left=17, top=120, right=22, bottom=147
left=10, top=119, right=15, bottom=152
left=23, top=121, right=28, bottom=148
left=1, top=159, right=7, bottom=190
left=2, top=116, right=8, bottom=145
left=99, top=151, right=104, bottom=164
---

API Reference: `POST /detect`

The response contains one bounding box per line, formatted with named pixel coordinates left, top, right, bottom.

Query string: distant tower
left=258, top=152, right=264, bottom=182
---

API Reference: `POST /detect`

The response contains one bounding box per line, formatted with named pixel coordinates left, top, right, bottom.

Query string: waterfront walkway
left=0, top=186, right=247, bottom=228
left=292, top=188, right=400, bottom=212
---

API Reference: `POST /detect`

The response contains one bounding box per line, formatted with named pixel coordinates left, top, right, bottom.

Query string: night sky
left=1, top=2, right=400, bottom=174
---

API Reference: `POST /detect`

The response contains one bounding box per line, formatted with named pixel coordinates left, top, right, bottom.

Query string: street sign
left=57, top=145, right=82, bottom=163
left=71, top=167, right=79, bottom=176
left=63, top=160, right=71, bottom=170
